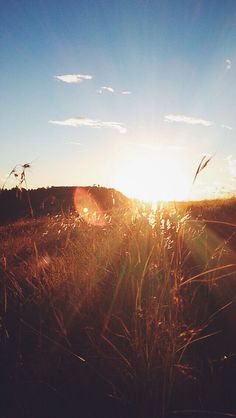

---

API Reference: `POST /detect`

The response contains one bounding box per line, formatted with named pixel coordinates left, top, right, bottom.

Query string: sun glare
left=114, top=152, right=189, bottom=202
left=74, top=187, right=105, bottom=225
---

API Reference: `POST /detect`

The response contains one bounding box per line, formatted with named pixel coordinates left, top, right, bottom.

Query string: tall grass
left=1, top=198, right=236, bottom=417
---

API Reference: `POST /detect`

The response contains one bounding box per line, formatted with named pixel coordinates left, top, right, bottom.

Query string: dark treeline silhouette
left=1, top=185, right=236, bottom=229
left=0, top=186, right=129, bottom=225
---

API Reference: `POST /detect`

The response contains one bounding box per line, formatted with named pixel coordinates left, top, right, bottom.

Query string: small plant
left=193, top=154, right=214, bottom=184
left=2, top=163, right=31, bottom=190
left=2, top=162, right=34, bottom=217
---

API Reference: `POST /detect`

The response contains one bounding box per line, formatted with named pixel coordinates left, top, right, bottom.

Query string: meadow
left=1, top=190, right=236, bottom=418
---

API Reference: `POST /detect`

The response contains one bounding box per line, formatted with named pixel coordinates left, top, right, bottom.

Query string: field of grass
left=1, top=196, right=236, bottom=418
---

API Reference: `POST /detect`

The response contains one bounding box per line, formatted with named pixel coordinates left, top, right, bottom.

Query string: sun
left=114, top=151, right=189, bottom=202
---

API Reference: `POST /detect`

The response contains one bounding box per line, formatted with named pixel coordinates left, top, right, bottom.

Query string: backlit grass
left=1, top=199, right=236, bottom=417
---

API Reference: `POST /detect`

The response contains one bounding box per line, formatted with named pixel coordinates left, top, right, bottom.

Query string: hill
left=0, top=186, right=129, bottom=225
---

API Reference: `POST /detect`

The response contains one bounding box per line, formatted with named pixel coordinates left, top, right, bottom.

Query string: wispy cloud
left=97, top=87, right=131, bottom=95
left=221, top=124, right=233, bottom=130
left=225, top=59, right=232, bottom=70
left=97, top=86, right=114, bottom=94
left=165, top=114, right=213, bottom=127
left=165, top=114, right=233, bottom=131
left=55, top=74, right=92, bottom=83
left=49, top=116, right=126, bottom=133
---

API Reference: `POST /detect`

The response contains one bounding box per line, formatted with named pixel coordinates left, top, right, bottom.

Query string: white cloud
left=54, top=74, right=92, bottom=83
left=97, top=86, right=114, bottom=94
left=165, top=114, right=213, bottom=127
left=97, top=87, right=132, bottom=95
left=49, top=116, right=126, bottom=133
left=221, top=124, right=233, bottom=130
left=226, top=59, right=232, bottom=70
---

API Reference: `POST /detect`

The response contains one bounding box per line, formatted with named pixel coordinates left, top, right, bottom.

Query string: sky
left=1, top=0, right=236, bottom=200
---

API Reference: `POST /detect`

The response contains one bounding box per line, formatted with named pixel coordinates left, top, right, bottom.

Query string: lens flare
left=74, top=187, right=105, bottom=226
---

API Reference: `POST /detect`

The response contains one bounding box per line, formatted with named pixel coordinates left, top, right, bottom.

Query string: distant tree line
left=0, top=186, right=129, bottom=225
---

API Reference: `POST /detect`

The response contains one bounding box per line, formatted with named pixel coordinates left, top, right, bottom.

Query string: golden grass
left=1, top=199, right=236, bottom=417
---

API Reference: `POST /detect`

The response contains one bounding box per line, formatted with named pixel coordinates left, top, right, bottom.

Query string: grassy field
left=1, top=196, right=236, bottom=418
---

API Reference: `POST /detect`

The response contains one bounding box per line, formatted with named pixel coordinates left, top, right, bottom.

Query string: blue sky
left=1, top=0, right=236, bottom=200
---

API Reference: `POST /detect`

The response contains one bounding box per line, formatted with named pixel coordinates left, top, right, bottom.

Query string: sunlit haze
left=114, top=150, right=190, bottom=202
left=1, top=1, right=236, bottom=200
